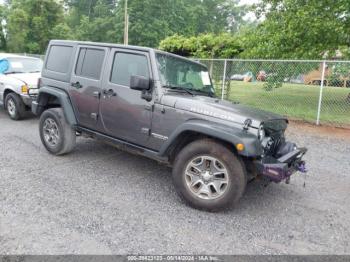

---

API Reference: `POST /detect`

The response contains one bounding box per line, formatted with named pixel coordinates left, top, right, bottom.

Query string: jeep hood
left=7, top=72, right=40, bottom=87
left=161, top=93, right=287, bottom=128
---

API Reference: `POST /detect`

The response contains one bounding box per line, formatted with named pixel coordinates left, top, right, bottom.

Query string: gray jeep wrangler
left=32, top=40, right=307, bottom=211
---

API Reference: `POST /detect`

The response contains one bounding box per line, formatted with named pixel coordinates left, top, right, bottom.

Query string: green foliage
left=65, top=0, right=118, bottom=43
left=0, top=5, right=7, bottom=51
left=159, top=33, right=242, bottom=58
left=0, top=0, right=249, bottom=53
left=6, top=0, right=66, bottom=54
left=113, top=0, right=247, bottom=47
left=240, top=0, right=350, bottom=60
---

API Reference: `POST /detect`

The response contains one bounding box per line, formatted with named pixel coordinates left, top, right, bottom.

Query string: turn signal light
left=21, top=85, right=28, bottom=94
left=236, top=143, right=245, bottom=151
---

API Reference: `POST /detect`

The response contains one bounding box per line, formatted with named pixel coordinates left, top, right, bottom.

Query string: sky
left=240, top=0, right=261, bottom=21
left=240, top=0, right=260, bottom=4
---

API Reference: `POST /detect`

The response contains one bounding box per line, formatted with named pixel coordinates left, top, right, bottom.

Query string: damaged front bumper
left=255, top=147, right=307, bottom=183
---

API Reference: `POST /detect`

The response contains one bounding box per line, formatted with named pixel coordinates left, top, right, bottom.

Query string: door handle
left=71, top=81, right=83, bottom=89
left=103, top=89, right=117, bottom=97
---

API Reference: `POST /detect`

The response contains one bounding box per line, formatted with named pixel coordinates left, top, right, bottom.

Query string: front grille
left=263, top=130, right=285, bottom=157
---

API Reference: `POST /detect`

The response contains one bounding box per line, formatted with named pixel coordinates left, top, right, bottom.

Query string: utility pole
left=123, top=0, right=129, bottom=45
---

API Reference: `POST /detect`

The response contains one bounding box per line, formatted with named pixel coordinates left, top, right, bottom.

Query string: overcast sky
left=240, top=0, right=260, bottom=4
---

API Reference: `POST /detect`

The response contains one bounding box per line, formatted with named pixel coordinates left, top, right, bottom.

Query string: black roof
left=49, top=40, right=206, bottom=67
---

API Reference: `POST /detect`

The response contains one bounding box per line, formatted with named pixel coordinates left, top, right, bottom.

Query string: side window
left=46, top=45, right=73, bottom=73
left=75, top=48, right=105, bottom=80
left=110, top=52, right=149, bottom=87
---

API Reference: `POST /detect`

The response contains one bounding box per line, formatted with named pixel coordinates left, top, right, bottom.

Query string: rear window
left=75, top=48, right=105, bottom=80
left=46, top=45, right=73, bottom=73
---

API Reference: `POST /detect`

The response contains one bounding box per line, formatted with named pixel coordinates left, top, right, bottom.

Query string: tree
left=64, top=0, right=118, bottom=42
left=238, top=0, right=350, bottom=98
left=240, top=0, right=350, bottom=59
left=0, top=5, right=7, bottom=51
left=6, top=0, right=66, bottom=53
left=114, top=0, right=248, bottom=47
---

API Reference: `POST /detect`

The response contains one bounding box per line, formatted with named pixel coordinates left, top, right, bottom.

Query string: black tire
left=5, top=92, right=26, bottom=120
left=172, top=139, right=247, bottom=211
left=39, top=108, right=76, bottom=156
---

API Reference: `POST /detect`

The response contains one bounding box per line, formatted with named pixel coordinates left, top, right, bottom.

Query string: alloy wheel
left=43, top=118, right=60, bottom=147
left=184, top=155, right=229, bottom=200
left=7, top=98, right=16, bottom=117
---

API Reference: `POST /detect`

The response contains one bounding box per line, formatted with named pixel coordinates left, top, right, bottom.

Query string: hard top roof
left=49, top=40, right=206, bottom=67
left=49, top=40, right=154, bottom=52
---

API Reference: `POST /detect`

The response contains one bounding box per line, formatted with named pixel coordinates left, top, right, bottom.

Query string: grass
left=221, top=81, right=350, bottom=127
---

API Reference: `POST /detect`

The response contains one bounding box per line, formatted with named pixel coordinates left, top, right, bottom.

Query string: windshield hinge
left=243, top=118, right=252, bottom=130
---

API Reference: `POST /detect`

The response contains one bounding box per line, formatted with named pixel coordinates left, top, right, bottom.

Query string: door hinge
left=141, top=127, right=151, bottom=135
left=91, top=113, right=98, bottom=120
left=144, top=104, right=154, bottom=111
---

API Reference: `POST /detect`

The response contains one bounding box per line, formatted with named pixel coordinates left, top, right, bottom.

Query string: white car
left=0, top=54, right=43, bottom=120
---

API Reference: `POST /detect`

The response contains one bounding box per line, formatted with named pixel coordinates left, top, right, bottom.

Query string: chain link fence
left=197, top=59, right=350, bottom=129
left=8, top=53, right=350, bottom=128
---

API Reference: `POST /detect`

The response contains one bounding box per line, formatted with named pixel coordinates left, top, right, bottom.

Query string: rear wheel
left=39, top=108, right=76, bottom=155
left=172, top=139, right=247, bottom=211
left=5, top=93, right=25, bottom=120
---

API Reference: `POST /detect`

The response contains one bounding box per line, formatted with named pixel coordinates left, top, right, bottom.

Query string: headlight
left=258, top=125, right=265, bottom=140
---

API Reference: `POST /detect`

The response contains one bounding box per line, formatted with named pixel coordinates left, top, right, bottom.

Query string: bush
left=159, top=33, right=243, bottom=59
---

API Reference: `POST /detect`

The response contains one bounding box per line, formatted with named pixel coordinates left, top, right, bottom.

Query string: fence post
left=316, top=61, right=326, bottom=125
left=221, top=59, right=227, bottom=100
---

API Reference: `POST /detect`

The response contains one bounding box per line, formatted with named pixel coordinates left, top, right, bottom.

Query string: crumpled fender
left=32, top=86, right=77, bottom=126
left=159, top=119, right=263, bottom=157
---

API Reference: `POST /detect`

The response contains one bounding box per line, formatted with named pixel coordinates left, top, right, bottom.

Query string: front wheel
left=5, top=93, right=26, bottom=120
left=172, top=139, right=247, bottom=211
left=39, top=108, right=76, bottom=155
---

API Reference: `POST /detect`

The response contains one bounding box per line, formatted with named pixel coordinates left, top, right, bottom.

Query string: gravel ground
left=0, top=109, right=349, bottom=255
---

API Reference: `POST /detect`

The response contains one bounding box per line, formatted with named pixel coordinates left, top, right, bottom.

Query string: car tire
left=39, top=108, right=76, bottom=156
left=5, top=93, right=26, bottom=120
left=172, top=139, right=247, bottom=211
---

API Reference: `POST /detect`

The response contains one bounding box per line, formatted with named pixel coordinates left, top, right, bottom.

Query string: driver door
left=99, top=49, right=153, bottom=146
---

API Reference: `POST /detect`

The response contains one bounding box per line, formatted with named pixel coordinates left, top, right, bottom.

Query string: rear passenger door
left=69, top=46, right=108, bottom=129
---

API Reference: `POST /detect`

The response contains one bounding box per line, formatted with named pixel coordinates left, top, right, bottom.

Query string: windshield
left=156, top=53, right=215, bottom=96
left=5, top=57, right=43, bottom=74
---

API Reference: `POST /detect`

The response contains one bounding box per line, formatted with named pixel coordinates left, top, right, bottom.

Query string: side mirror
left=130, top=75, right=150, bottom=91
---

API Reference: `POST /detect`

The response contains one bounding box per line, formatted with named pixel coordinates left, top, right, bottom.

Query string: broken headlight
left=258, top=125, right=265, bottom=141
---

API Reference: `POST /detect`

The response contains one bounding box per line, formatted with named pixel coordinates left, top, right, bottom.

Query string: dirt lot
left=0, top=110, right=349, bottom=255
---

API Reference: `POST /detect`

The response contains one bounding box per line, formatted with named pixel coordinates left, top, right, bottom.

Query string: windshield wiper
left=5, top=71, right=26, bottom=74
left=163, top=85, right=195, bottom=96
left=193, top=89, right=215, bottom=98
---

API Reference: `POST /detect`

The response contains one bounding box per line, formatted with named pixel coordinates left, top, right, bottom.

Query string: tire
left=39, top=108, right=76, bottom=156
left=172, top=139, right=247, bottom=211
left=5, top=93, right=26, bottom=120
